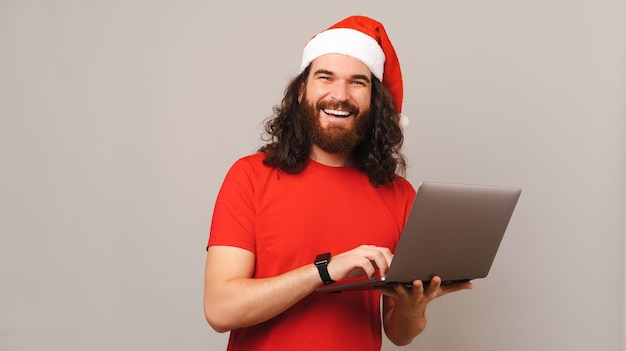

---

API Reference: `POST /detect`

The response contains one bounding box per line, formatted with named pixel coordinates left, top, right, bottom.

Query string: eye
left=351, top=80, right=366, bottom=86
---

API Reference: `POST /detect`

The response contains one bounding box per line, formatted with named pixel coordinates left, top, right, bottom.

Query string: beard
left=299, top=99, right=372, bottom=154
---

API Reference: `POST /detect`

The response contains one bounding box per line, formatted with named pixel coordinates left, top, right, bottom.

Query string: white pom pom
left=399, top=114, right=409, bottom=129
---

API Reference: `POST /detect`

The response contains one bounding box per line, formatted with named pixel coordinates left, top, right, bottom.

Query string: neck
left=310, top=144, right=353, bottom=167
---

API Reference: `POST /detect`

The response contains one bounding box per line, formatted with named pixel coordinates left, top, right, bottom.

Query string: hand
left=378, top=276, right=472, bottom=345
left=377, top=276, right=473, bottom=319
left=326, top=245, right=393, bottom=282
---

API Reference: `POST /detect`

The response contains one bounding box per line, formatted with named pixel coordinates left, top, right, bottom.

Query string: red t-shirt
left=208, top=153, right=415, bottom=351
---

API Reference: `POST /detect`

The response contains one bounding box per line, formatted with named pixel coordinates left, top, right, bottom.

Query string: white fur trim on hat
left=300, top=28, right=386, bottom=80
left=399, top=114, right=409, bottom=129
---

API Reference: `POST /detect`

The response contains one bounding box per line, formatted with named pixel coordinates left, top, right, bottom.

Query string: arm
left=380, top=276, right=473, bottom=346
left=203, top=245, right=320, bottom=332
left=203, top=244, right=394, bottom=333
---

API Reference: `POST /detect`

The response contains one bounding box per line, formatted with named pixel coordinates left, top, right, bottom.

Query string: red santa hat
left=300, top=15, right=408, bottom=128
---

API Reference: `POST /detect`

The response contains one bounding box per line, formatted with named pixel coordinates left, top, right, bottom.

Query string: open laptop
left=316, top=181, right=521, bottom=293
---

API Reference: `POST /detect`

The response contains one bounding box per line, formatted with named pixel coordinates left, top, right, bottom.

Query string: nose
left=329, top=81, right=349, bottom=101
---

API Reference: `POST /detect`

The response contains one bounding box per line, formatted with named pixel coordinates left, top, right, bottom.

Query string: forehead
left=309, top=53, right=372, bottom=77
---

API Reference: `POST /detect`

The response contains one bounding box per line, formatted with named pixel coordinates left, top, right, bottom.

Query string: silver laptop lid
left=386, top=181, right=521, bottom=284
left=316, top=181, right=521, bottom=293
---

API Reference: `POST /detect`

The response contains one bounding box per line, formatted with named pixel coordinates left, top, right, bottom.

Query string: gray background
left=1, top=1, right=625, bottom=350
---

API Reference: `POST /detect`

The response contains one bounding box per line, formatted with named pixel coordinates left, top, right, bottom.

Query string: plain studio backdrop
left=1, top=1, right=624, bottom=350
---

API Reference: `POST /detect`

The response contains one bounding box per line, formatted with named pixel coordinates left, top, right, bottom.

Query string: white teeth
left=324, top=109, right=350, bottom=117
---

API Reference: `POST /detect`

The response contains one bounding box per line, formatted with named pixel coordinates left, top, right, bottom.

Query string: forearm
left=382, top=296, right=427, bottom=346
left=381, top=278, right=473, bottom=345
left=204, top=262, right=321, bottom=332
left=204, top=244, right=397, bottom=333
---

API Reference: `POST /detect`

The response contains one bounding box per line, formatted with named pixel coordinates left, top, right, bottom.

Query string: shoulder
left=226, top=152, right=272, bottom=176
left=373, top=175, right=416, bottom=225
left=381, top=175, right=416, bottom=197
left=220, top=152, right=279, bottom=189
left=379, top=175, right=416, bottom=209
left=232, top=152, right=266, bottom=168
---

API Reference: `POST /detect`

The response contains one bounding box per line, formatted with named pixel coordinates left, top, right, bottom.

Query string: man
left=204, top=15, right=472, bottom=350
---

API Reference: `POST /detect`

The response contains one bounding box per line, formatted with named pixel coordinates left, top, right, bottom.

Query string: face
left=299, top=54, right=373, bottom=153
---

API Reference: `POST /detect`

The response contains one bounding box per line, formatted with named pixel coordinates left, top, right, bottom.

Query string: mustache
left=316, top=100, right=359, bottom=115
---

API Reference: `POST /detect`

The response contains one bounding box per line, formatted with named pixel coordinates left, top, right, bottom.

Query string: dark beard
left=299, top=99, right=372, bottom=154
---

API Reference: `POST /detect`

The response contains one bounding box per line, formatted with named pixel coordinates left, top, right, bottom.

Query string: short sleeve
left=207, top=157, right=257, bottom=253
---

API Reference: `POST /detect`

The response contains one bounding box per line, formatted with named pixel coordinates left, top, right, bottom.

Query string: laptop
left=316, top=181, right=521, bottom=293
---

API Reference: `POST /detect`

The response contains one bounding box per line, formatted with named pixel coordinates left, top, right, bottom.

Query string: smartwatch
left=314, top=252, right=335, bottom=285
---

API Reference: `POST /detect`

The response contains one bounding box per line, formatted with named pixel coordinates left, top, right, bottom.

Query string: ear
left=298, top=82, right=304, bottom=104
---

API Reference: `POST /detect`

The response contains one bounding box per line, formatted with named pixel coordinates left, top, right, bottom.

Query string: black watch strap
left=314, top=252, right=335, bottom=285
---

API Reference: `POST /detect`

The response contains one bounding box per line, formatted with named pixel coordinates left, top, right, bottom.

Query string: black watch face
left=315, top=253, right=331, bottom=264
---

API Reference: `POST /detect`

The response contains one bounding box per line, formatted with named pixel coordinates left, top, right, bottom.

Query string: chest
left=252, top=169, right=403, bottom=276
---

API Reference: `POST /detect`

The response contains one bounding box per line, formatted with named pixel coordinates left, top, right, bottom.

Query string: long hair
left=259, top=66, right=407, bottom=187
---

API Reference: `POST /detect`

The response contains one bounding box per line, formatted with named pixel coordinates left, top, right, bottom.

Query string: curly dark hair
left=259, top=66, right=407, bottom=187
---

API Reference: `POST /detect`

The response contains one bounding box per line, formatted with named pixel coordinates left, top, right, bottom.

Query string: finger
left=376, top=282, right=413, bottom=297
left=412, top=279, right=425, bottom=293
left=427, top=276, right=442, bottom=295
left=439, top=281, right=474, bottom=296
left=351, top=246, right=384, bottom=278
left=359, top=257, right=378, bottom=278
left=375, top=286, right=398, bottom=297
left=392, top=283, right=412, bottom=296
left=365, top=247, right=392, bottom=277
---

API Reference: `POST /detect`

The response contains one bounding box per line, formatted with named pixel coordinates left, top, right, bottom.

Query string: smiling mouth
left=318, top=100, right=359, bottom=119
left=323, top=109, right=352, bottom=118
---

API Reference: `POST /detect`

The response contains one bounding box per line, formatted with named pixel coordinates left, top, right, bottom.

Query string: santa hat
left=300, top=15, right=408, bottom=128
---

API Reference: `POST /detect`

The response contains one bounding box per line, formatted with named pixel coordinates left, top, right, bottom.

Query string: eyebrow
left=313, top=69, right=371, bottom=84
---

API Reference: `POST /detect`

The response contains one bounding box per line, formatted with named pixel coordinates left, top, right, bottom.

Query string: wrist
left=314, top=252, right=335, bottom=285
